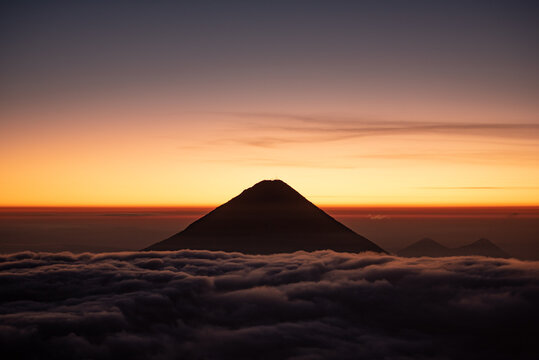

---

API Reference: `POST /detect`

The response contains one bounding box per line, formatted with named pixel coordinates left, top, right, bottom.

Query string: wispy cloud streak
left=222, top=112, right=539, bottom=148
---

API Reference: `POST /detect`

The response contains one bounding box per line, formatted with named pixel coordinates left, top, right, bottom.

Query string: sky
left=1, top=0, right=538, bottom=206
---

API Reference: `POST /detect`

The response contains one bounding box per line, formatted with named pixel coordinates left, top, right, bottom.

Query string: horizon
left=2, top=179, right=539, bottom=207
left=2, top=178, right=539, bottom=207
left=2, top=204, right=539, bottom=210
left=2, top=200, right=538, bottom=260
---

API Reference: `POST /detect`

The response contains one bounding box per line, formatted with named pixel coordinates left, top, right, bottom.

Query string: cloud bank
left=1, top=250, right=537, bottom=359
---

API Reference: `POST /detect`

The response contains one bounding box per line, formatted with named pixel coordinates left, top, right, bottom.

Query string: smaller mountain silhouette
left=451, top=238, right=509, bottom=258
left=144, top=180, right=386, bottom=254
left=397, top=238, right=450, bottom=257
left=398, top=238, right=509, bottom=258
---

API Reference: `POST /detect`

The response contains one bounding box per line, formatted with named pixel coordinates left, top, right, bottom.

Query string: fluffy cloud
left=0, top=250, right=537, bottom=359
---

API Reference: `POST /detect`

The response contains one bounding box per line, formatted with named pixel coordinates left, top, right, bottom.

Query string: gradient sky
left=1, top=0, right=538, bottom=206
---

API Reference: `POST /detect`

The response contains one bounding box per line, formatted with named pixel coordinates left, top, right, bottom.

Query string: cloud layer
left=1, top=250, right=537, bottom=359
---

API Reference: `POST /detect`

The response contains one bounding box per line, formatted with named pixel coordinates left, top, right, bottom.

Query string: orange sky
left=1, top=2, right=538, bottom=206
left=1, top=102, right=538, bottom=206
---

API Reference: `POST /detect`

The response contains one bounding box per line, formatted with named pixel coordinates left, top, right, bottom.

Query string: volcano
left=144, top=180, right=385, bottom=254
left=397, top=238, right=450, bottom=257
left=398, top=238, right=509, bottom=258
left=451, top=238, right=509, bottom=258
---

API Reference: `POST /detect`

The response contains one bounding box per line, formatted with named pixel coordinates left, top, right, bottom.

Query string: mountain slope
left=144, top=180, right=385, bottom=254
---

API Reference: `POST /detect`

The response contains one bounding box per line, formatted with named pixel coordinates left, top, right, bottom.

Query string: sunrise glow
left=1, top=1, right=537, bottom=207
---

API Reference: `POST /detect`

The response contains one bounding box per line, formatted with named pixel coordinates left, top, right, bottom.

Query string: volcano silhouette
left=398, top=238, right=509, bottom=258
left=144, top=180, right=385, bottom=254
left=397, top=238, right=449, bottom=257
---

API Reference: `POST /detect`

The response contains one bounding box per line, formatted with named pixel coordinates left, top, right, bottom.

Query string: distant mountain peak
left=398, top=237, right=509, bottom=258
left=397, top=237, right=448, bottom=257
left=455, top=238, right=509, bottom=258
left=144, top=180, right=386, bottom=254
left=472, top=238, right=493, bottom=245
left=416, top=238, right=441, bottom=245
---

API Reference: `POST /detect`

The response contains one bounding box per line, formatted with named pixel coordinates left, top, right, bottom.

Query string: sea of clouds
left=1, top=250, right=537, bottom=359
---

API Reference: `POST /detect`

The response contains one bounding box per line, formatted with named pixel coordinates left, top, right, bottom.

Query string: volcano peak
left=233, top=179, right=304, bottom=203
